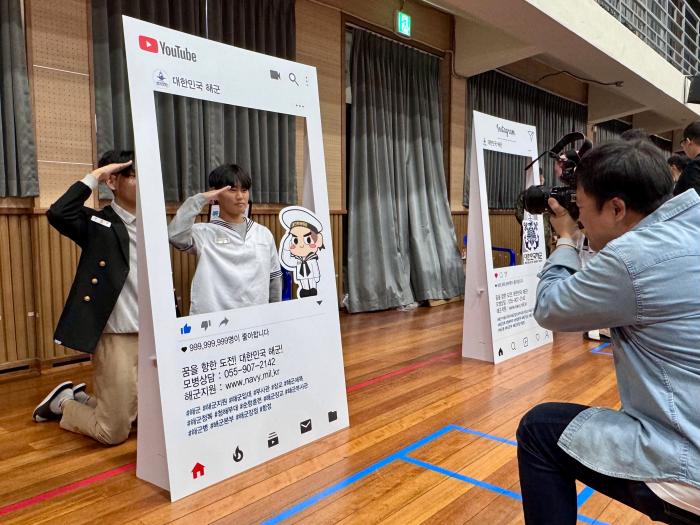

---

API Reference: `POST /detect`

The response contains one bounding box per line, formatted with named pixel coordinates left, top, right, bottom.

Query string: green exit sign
left=395, top=11, right=411, bottom=38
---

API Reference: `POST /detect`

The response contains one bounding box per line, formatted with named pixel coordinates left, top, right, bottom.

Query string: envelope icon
left=300, top=419, right=312, bottom=434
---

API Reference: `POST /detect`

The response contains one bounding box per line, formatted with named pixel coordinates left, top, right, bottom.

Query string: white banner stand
left=123, top=17, right=348, bottom=501
left=462, top=111, right=552, bottom=364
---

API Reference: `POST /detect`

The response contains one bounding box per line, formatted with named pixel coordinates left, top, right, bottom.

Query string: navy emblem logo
left=523, top=216, right=540, bottom=251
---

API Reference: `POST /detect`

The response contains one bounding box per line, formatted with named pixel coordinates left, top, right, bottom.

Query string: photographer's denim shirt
left=535, top=190, right=700, bottom=488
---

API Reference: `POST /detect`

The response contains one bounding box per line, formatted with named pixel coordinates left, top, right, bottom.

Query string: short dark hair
left=576, top=140, right=673, bottom=215
left=620, top=128, right=649, bottom=142
left=97, top=150, right=135, bottom=175
left=683, top=121, right=700, bottom=144
left=668, top=154, right=690, bottom=172
left=208, top=164, right=252, bottom=190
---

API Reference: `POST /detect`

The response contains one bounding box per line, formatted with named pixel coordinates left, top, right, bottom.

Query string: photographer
left=517, top=140, right=700, bottom=524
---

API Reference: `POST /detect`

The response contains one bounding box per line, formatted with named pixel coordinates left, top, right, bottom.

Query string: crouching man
left=517, top=140, right=700, bottom=523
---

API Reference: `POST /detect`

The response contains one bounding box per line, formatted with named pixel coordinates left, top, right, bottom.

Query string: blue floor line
left=590, top=342, right=612, bottom=355
left=400, top=455, right=522, bottom=500
left=260, top=425, right=454, bottom=525
left=401, top=456, right=607, bottom=525
left=264, top=424, right=606, bottom=525
left=447, top=424, right=518, bottom=446
left=260, top=454, right=400, bottom=525
left=577, top=486, right=595, bottom=507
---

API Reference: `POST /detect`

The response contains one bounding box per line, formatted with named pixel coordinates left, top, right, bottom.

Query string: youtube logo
left=139, top=35, right=158, bottom=53
left=138, top=34, right=198, bottom=62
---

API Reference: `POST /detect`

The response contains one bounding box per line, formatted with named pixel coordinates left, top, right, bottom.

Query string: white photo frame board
left=123, top=16, right=348, bottom=501
left=462, top=111, right=552, bottom=364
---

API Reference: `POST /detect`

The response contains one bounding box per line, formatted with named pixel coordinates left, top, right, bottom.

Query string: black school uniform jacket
left=47, top=181, right=131, bottom=354
left=674, top=154, right=700, bottom=197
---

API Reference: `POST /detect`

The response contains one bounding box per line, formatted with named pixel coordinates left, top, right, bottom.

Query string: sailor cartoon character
left=279, top=207, right=325, bottom=298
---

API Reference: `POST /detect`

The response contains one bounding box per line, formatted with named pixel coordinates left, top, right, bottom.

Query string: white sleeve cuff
left=80, top=174, right=100, bottom=191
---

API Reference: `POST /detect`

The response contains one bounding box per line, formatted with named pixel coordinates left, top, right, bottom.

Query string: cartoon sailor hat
left=280, top=207, right=323, bottom=233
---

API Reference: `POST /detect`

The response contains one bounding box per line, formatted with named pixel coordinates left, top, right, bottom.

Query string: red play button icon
left=139, top=35, right=158, bottom=53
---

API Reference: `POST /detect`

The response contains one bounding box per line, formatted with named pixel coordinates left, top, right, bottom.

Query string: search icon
left=289, top=72, right=299, bottom=86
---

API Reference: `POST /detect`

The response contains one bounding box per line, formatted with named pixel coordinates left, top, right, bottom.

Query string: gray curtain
left=204, top=0, right=296, bottom=203
left=483, top=150, right=530, bottom=209
left=347, top=29, right=464, bottom=313
left=650, top=135, right=672, bottom=155
left=92, top=0, right=296, bottom=202
left=0, top=0, right=38, bottom=197
left=595, top=121, right=672, bottom=154
left=465, top=70, right=587, bottom=208
left=92, top=0, right=206, bottom=200
left=594, top=119, right=630, bottom=144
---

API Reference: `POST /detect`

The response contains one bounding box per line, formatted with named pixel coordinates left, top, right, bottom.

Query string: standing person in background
left=668, top=154, right=690, bottom=189
left=676, top=121, right=700, bottom=197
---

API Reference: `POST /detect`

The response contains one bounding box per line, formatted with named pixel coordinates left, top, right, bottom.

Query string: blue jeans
left=517, top=402, right=700, bottom=524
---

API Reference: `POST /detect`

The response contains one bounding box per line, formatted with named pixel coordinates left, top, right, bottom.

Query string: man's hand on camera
left=548, top=197, right=581, bottom=242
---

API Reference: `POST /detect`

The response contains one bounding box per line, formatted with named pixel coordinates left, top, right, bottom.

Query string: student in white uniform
left=168, top=164, right=282, bottom=315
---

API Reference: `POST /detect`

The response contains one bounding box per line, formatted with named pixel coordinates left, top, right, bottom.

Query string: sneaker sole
left=32, top=381, right=72, bottom=422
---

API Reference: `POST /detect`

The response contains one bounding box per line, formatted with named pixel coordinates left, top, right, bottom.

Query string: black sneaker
left=33, top=381, right=73, bottom=422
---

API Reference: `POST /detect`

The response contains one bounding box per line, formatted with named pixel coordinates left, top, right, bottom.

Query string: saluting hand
left=90, top=161, right=133, bottom=183
left=201, top=186, right=232, bottom=202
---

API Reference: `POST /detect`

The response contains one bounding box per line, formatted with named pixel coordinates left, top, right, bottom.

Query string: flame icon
left=233, top=446, right=244, bottom=462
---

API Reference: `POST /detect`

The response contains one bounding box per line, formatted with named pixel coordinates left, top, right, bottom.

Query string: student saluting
left=168, top=164, right=282, bottom=315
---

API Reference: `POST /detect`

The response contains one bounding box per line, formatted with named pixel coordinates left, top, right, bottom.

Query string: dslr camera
left=522, top=132, right=592, bottom=220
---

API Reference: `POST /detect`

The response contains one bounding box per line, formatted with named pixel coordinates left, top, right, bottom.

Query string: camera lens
left=523, top=185, right=549, bottom=214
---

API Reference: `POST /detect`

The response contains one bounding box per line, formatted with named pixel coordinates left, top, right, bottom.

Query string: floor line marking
left=0, top=463, right=135, bottom=517
left=346, top=350, right=460, bottom=393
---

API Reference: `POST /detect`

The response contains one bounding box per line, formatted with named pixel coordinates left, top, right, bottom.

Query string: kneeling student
left=33, top=151, right=139, bottom=447
left=168, top=164, right=282, bottom=315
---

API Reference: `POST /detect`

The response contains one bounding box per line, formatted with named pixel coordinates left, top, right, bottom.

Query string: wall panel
left=0, top=214, right=41, bottom=370
left=37, top=214, right=82, bottom=361
left=28, top=0, right=94, bottom=210
left=296, top=0, right=343, bottom=210
left=450, top=77, right=467, bottom=210
left=29, top=0, right=90, bottom=74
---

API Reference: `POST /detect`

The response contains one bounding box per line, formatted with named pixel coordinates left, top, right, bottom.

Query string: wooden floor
left=0, top=302, right=654, bottom=524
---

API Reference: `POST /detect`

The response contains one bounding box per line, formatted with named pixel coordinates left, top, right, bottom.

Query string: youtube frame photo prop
left=462, top=111, right=552, bottom=364
left=123, top=17, right=348, bottom=500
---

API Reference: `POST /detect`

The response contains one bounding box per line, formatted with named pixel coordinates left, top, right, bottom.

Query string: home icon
left=191, top=462, right=205, bottom=479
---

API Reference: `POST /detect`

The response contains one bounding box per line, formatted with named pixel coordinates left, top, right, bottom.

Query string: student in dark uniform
left=32, top=151, right=139, bottom=446
left=676, top=121, right=700, bottom=197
